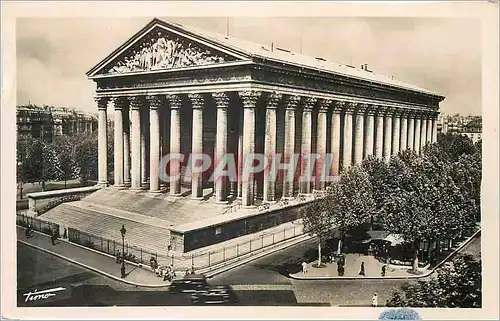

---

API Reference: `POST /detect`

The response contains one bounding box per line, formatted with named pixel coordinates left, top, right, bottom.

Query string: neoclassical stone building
left=87, top=18, right=444, bottom=210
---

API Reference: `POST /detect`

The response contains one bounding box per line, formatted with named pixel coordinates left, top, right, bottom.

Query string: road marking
left=230, top=284, right=293, bottom=291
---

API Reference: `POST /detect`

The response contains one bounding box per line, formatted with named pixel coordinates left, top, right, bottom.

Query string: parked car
left=168, top=274, right=208, bottom=294
left=190, top=285, right=237, bottom=305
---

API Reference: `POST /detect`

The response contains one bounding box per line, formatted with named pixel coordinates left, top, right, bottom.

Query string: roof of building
left=168, top=19, right=441, bottom=97
left=88, top=18, right=444, bottom=99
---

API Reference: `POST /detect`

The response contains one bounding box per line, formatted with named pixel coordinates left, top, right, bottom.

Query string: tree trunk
left=317, top=240, right=322, bottom=266
left=64, top=179, right=67, bottom=188
left=19, top=183, right=23, bottom=199
left=41, top=180, right=46, bottom=192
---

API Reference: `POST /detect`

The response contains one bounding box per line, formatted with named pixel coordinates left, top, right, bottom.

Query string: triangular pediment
left=87, top=19, right=250, bottom=77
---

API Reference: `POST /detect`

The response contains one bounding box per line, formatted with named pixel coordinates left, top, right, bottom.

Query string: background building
left=437, top=113, right=482, bottom=143
left=16, top=104, right=98, bottom=142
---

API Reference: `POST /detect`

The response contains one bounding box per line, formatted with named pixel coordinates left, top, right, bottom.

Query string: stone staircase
left=40, top=203, right=170, bottom=254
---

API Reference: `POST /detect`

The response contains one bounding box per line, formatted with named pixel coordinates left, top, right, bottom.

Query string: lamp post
left=120, top=224, right=126, bottom=278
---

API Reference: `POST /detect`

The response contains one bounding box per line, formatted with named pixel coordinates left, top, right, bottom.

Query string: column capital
left=392, top=108, right=404, bottom=117
left=344, top=101, right=358, bottom=113
left=284, top=95, right=301, bottom=110
left=212, top=92, right=230, bottom=108
left=129, top=96, right=145, bottom=110
left=332, top=100, right=345, bottom=112
left=239, top=90, right=261, bottom=108
left=95, top=97, right=109, bottom=110
left=318, top=98, right=332, bottom=112
left=188, top=93, right=204, bottom=109
left=146, top=95, right=163, bottom=110
left=265, top=92, right=282, bottom=109
left=166, top=94, right=182, bottom=109
left=303, top=97, right=317, bottom=111
left=365, top=104, right=379, bottom=115
left=111, top=96, right=128, bottom=110
left=356, top=103, right=369, bottom=115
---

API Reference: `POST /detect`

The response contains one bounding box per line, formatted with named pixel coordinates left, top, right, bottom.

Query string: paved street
left=16, top=231, right=481, bottom=307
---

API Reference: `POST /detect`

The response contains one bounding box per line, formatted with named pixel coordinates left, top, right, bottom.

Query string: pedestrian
left=301, top=261, right=308, bottom=274
left=50, top=228, right=58, bottom=245
left=372, top=292, right=378, bottom=307
left=116, top=250, right=121, bottom=264
left=63, top=228, right=67, bottom=239
left=190, top=265, right=195, bottom=274
left=337, top=264, right=344, bottom=276
left=381, top=264, right=387, bottom=277
left=359, top=262, right=365, bottom=276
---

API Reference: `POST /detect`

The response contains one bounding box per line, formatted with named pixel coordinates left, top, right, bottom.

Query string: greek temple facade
left=87, top=18, right=445, bottom=209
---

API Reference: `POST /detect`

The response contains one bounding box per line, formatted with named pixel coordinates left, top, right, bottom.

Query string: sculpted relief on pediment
left=104, top=28, right=236, bottom=74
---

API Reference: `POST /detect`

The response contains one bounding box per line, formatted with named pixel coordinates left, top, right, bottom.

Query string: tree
left=73, top=134, right=98, bottom=184
left=19, top=138, right=60, bottom=191
left=361, top=155, right=390, bottom=228
left=386, top=254, right=481, bottom=308
left=436, top=133, right=476, bottom=162
left=380, top=156, right=436, bottom=272
left=51, top=135, right=78, bottom=187
left=301, top=197, right=334, bottom=267
left=329, top=166, right=375, bottom=253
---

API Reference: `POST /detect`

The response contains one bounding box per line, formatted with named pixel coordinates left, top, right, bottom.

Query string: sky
left=16, top=17, right=482, bottom=116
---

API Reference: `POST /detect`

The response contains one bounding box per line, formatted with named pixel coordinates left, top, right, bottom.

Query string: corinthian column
left=130, top=96, right=143, bottom=190
left=375, top=107, right=384, bottom=159
left=399, top=112, right=408, bottom=151
left=391, top=111, right=401, bottom=155
left=239, top=91, right=261, bottom=207
left=263, top=92, right=282, bottom=203
left=414, top=115, right=421, bottom=154
left=147, top=95, right=162, bottom=193
left=140, top=104, right=149, bottom=185
left=189, top=93, right=204, bottom=200
left=315, top=99, right=329, bottom=190
left=342, top=103, right=355, bottom=170
left=330, top=102, right=343, bottom=176
left=213, top=92, right=230, bottom=204
left=426, top=116, right=432, bottom=144
left=283, top=95, right=300, bottom=198
left=123, top=104, right=131, bottom=186
left=383, top=110, right=393, bottom=161
left=96, top=97, right=109, bottom=186
left=420, top=115, right=427, bottom=151
left=432, top=115, right=438, bottom=142
left=300, top=98, right=314, bottom=194
left=166, top=94, right=182, bottom=196
left=353, top=104, right=366, bottom=165
left=113, top=97, right=127, bottom=187
left=364, top=106, right=375, bottom=158
left=407, top=114, right=415, bottom=151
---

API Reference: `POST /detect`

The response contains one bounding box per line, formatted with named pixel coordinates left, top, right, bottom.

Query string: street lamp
left=120, top=224, right=126, bottom=278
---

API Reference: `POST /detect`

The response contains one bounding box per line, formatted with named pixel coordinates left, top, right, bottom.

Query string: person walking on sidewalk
left=359, top=262, right=365, bottom=276
left=50, top=228, right=58, bottom=245
left=302, top=261, right=308, bottom=274
left=63, top=228, right=67, bottom=239
left=372, top=293, right=378, bottom=307
left=381, top=264, right=387, bottom=277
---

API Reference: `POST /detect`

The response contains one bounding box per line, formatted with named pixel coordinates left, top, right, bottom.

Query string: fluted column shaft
left=263, top=93, right=281, bottom=202
left=400, top=115, right=408, bottom=151
left=300, top=106, right=313, bottom=194
left=426, top=118, right=432, bottom=144
left=148, top=96, right=161, bottom=193
left=213, top=92, right=230, bottom=203
left=432, top=117, right=438, bottom=142
left=140, top=105, right=149, bottom=185
left=392, top=113, right=401, bottom=155
left=97, top=97, right=109, bottom=186
left=375, top=112, right=384, bottom=159
left=414, top=117, right=421, bottom=154
left=113, top=97, right=126, bottom=187
left=130, top=97, right=142, bottom=189
left=315, top=102, right=328, bottom=190
left=189, top=93, right=204, bottom=199
left=123, top=105, right=131, bottom=186
left=283, top=95, right=300, bottom=198
left=364, top=111, right=375, bottom=158
left=342, top=106, right=354, bottom=170
left=353, top=106, right=365, bottom=165
left=167, top=95, right=182, bottom=196
left=383, top=112, right=393, bottom=160
left=330, top=104, right=342, bottom=176
left=240, top=91, right=261, bottom=207
left=420, top=116, right=427, bottom=151
left=407, top=116, right=415, bottom=151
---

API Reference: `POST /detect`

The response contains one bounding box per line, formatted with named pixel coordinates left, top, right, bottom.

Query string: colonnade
left=96, top=91, right=439, bottom=207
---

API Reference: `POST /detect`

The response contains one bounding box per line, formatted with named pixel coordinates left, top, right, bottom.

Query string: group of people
left=358, top=261, right=388, bottom=277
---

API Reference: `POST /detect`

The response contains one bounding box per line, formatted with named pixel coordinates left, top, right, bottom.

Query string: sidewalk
left=17, top=227, right=169, bottom=288
left=290, top=253, right=429, bottom=280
